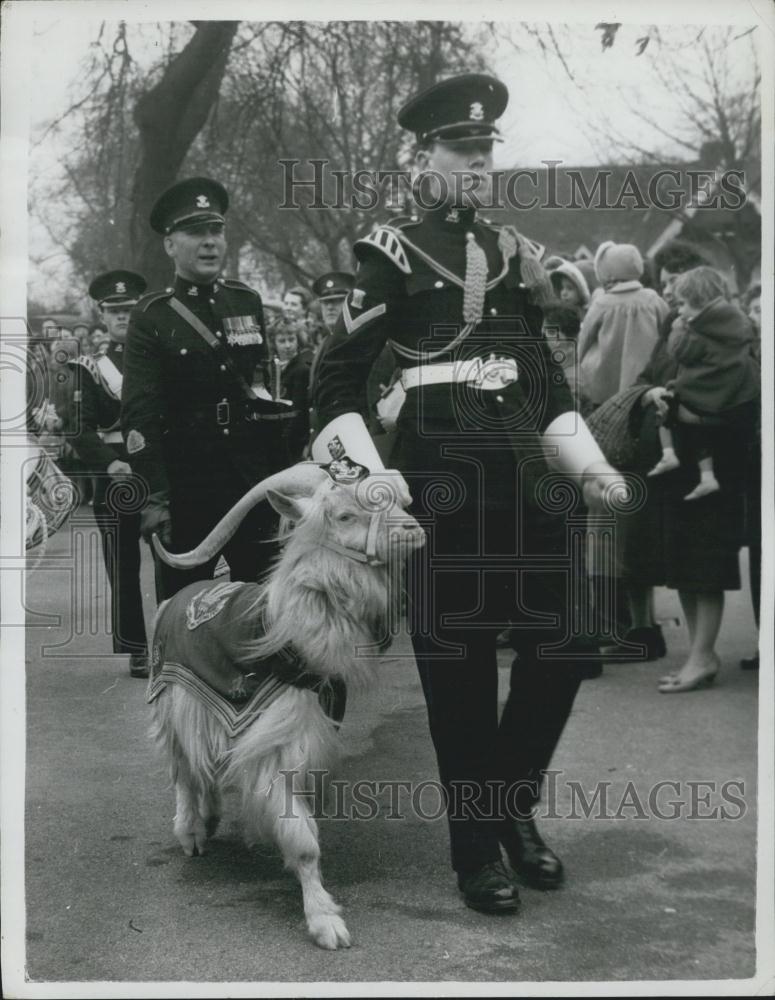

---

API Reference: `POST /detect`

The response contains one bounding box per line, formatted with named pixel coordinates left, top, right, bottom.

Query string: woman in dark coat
left=624, top=243, right=758, bottom=692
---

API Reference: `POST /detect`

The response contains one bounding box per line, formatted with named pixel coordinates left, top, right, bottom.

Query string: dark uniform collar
left=423, top=204, right=478, bottom=229
left=174, top=274, right=218, bottom=299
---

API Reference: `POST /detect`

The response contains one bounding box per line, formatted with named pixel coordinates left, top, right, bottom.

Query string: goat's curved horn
left=152, top=462, right=329, bottom=568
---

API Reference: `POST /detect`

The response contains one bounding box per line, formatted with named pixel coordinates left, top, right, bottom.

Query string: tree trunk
left=129, top=21, right=239, bottom=288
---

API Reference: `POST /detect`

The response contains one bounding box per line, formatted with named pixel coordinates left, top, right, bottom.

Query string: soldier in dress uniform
left=312, top=271, right=355, bottom=334
left=68, top=270, right=150, bottom=677
left=313, top=75, right=626, bottom=913
left=121, top=177, right=290, bottom=600
left=307, top=272, right=356, bottom=440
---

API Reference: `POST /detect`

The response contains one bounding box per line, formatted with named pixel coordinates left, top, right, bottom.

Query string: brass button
left=180, top=348, right=187, bottom=355
left=490, top=307, right=498, bottom=315
left=215, top=331, right=222, bottom=339
left=496, top=394, right=504, bottom=403
left=222, top=428, right=230, bottom=435
left=434, top=280, right=444, bottom=289
left=220, top=364, right=227, bottom=372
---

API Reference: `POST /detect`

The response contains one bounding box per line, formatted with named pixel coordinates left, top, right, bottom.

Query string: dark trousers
left=155, top=481, right=279, bottom=601
left=406, top=503, right=595, bottom=875
left=93, top=482, right=148, bottom=655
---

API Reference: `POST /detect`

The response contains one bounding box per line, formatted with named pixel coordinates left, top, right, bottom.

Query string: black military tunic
left=121, top=274, right=289, bottom=598
left=68, top=343, right=147, bottom=655
left=315, top=207, right=599, bottom=874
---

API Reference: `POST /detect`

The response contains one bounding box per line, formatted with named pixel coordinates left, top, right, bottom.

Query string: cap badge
left=196, top=195, right=211, bottom=208
left=327, top=434, right=346, bottom=461
left=115, top=281, right=126, bottom=294
left=469, top=102, right=484, bottom=121
left=325, top=279, right=333, bottom=288
left=324, top=457, right=369, bottom=485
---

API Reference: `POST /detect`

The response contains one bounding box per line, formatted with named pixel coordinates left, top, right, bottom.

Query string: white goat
left=148, top=463, right=424, bottom=950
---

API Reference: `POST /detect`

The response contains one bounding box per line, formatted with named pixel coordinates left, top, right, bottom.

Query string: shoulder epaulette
left=521, top=233, right=546, bottom=261
left=481, top=221, right=546, bottom=262
left=354, top=226, right=412, bottom=274
left=218, top=277, right=256, bottom=293
left=138, top=287, right=174, bottom=312
left=391, top=214, right=422, bottom=231
left=68, top=354, right=101, bottom=384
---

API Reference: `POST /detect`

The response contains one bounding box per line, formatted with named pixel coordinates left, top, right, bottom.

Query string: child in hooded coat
left=647, top=266, right=759, bottom=501
left=546, top=258, right=593, bottom=315
left=577, top=242, right=669, bottom=408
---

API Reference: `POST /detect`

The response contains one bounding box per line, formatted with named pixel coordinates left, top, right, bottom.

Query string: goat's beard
left=233, top=524, right=408, bottom=686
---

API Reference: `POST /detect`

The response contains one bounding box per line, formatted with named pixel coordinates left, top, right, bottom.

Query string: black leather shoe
left=457, top=860, right=521, bottom=913
left=129, top=653, right=149, bottom=679
left=500, top=817, right=564, bottom=889
left=740, top=654, right=759, bottom=671
left=600, top=625, right=666, bottom=662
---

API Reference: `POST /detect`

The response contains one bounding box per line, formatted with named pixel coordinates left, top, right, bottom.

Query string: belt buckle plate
left=474, top=355, right=518, bottom=390
left=216, top=400, right=230, bottom=425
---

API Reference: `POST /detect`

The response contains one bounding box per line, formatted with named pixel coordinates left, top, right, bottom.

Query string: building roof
left=490, top=161, right=760, bottom=262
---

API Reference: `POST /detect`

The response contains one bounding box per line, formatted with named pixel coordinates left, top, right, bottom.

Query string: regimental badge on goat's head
left=323, top=457, right=370, bottom=485
left=327, top=435, right=346, bottom=461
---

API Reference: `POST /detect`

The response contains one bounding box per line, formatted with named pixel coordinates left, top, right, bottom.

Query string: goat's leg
left=173, top=755, right=208, bottom=858
left=263, top=766, right=350, bottom=949
left=200, top=784, right=222, bottom=840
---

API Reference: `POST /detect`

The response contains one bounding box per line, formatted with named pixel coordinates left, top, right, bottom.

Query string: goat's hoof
left=177, top=833, right=206, bottom=857
left=308, top=914, right=351, bottom=950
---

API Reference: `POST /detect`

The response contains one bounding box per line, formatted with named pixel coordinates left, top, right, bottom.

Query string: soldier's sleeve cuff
left=311, top=412, right=386, bottom=471
left=542, top=410, right=606, bottom=478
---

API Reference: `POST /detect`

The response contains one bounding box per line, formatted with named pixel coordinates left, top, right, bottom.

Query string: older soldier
left=313, top=74, right=622, bottom=913
left=68, top=270, right=149, bottom=676
left=121, top=177, right=288, bottom=599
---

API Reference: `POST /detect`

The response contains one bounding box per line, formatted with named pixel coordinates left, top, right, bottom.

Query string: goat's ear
left=266, top=489, right=308, bottom=522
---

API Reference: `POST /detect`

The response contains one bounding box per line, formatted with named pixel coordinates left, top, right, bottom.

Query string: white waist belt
left=99, top=430, right=123, bottom=444
left=401, top=357, right=519, bottom=391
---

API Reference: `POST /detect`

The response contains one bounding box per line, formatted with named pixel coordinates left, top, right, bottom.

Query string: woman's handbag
left=585, top=384, right=650, bottom=470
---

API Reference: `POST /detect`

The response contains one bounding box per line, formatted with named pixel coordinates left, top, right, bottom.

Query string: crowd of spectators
left=541, top=239, right=761, bottom=690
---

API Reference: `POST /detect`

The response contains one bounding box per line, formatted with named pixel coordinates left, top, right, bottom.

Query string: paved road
left=17, top=503, right=763, bottom=989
